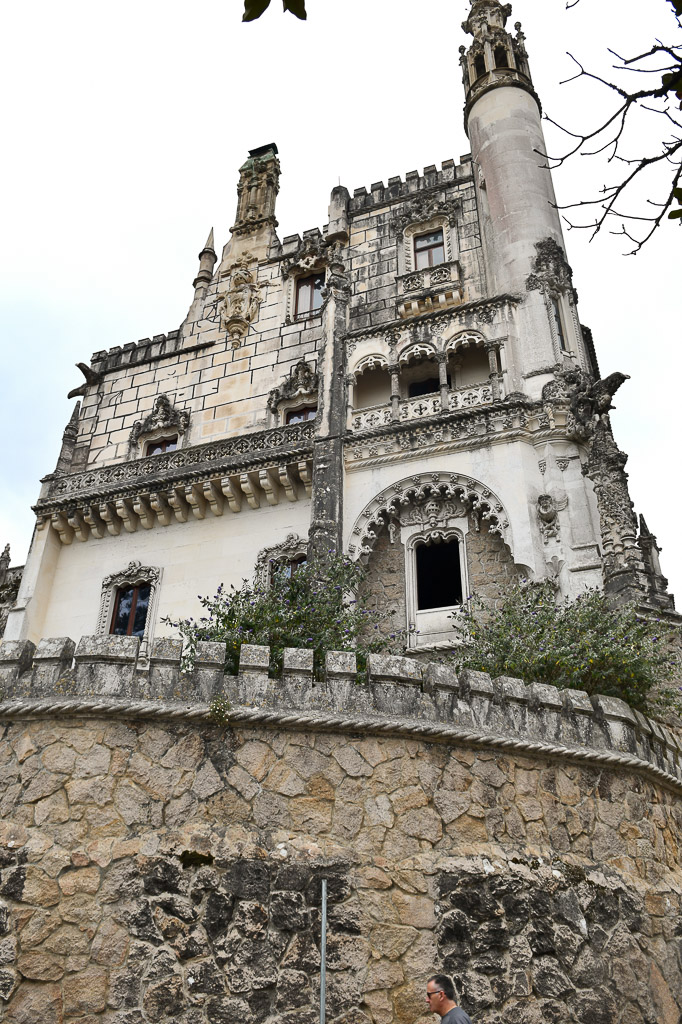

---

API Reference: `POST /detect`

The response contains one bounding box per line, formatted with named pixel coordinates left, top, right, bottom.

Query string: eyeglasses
left=426, top=991, right=444, bottom=999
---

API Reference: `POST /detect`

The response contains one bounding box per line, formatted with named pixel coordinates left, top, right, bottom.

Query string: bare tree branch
left=535, top=6, right=682, bottom=252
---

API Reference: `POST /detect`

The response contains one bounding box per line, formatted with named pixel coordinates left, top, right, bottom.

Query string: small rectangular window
left=110, top=583, right=151, bottom=638
left=414, top=230, right=445, bottom=270
left=416, top=539, right=463, bottom=610
left=551, top=298, right=569, bottom=352
left=146, top=436, right=178, bottom=456
left=285, top=406, right=317, bottom=424
left=295, top=274, right=325, bottom=319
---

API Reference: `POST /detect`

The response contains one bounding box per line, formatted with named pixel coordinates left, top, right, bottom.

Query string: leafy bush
left=164, top=552, right=402, bottom=679
left=459, top=581, right=679, bottom=712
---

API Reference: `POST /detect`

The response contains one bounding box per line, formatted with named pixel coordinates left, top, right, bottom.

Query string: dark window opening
left=110, top=583, right=151, bottom=638
left=414, top=230, right=445, bottom=270
left=285, top=406, right=317, bottom=424
left=494, top=46, right=509, bottom=68
left=474, top=54, right=487, bottom=79
left=551, top=298, right=569, bottom=352
left=408, top=377, right=442, bottom=399
left=416, top=539, right=463, bottom=610
left=146, top=436, right=178, bottom=456
left=295, top=274, right=324, bottom=319
left=270, top=556, right=307, bottom=585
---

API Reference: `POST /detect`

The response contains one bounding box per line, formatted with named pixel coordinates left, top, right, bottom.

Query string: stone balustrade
left=1, top=635, right=680, bottom=789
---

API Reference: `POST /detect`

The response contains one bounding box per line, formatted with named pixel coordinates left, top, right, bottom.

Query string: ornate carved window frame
left=400, top=216, right=456, bottom=276
left=96, top=560, right=162, bottom=665
left=128, top=395, right=191, bottom=460
left=267, top=360, right=319, bottom=426
left=254, top=534, right=308, bottom=588
left=403, top=522, right=469, bottom=649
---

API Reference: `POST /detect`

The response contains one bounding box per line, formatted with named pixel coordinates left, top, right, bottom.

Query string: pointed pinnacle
left=204, top=227, right=215, bottom=252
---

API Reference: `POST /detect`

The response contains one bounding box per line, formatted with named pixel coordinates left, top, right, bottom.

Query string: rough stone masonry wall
left=0, top=641, right=681, bottom=1024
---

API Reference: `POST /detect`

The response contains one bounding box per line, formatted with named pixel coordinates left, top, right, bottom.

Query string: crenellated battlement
left=1, top=636, right=680, bottom=791
left=347, top=156, right=472, bottom=214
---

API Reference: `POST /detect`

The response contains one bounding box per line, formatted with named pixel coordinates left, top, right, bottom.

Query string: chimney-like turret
left=228, top=143, right=281, bottom=260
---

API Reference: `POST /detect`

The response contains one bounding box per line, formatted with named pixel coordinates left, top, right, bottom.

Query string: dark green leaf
left=668, top=208, right=682, bottom=218
left=243, top=0, right=272, bottom=21
left=283, top=0, right=307, bottom=18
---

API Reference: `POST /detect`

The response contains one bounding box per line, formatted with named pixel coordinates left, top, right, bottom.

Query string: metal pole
left=320, top=878, right=327, bottom=1024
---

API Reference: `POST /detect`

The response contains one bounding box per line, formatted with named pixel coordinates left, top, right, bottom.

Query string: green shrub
left=459, top=581, right=679, bottom=712
left=164, top=552, right=402, bottom=679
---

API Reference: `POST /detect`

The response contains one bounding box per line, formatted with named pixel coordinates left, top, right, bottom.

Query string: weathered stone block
left=74, top=635, right=139, bottom=697
left=193, top=641, right=226, bottom=701
left=147, top=638, right=183, bottom=700
left=592, top=694, right=638, bottom=753
left=367, top=654, right=422, bottom=687
left=325, top=651, right=356, bottom=679
left=0, top=639, right=36, bottom=698
left=32, top=637, right=76, bottom=696
left=277, top=648, right=315, bottom=709
left=238, top=643, right=270, bottom=704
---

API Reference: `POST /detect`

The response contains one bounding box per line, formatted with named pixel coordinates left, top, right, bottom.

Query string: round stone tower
left=461, top=0, right=564, bottom=297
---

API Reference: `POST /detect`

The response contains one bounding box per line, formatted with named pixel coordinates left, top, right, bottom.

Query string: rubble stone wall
left=0, top=641, right=681, bottom=1024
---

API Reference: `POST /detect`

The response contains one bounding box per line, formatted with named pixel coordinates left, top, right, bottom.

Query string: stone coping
left=0, top=636, right=680, bottom=792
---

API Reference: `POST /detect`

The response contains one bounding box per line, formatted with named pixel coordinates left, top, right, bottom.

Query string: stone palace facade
left=2, top=0, right=676, bottom=660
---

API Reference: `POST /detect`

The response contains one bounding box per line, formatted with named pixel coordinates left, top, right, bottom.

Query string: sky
left=1, top=0, right=680, bottom=601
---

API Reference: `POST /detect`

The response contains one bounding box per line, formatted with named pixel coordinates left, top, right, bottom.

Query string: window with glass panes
left=110, top=583, right=151, bottom=638
left=414, top=230, right=445, bottom=269
left=145, top=436, right=178, bottom=456
left=285, top=407, right=317, bottom=424
left=295, top=273, right=324, bottom=318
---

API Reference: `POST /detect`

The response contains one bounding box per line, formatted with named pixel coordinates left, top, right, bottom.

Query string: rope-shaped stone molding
left=0, top=696, right=680, bottom=795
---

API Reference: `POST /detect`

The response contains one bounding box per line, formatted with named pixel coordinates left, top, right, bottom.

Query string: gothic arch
left=398, top=341, right=438, bottom=366
left=347, top=471, right=512, bottom=562
left=443, top=328, right=486, bottom=354
left=349, top=352, right=390, bottom=381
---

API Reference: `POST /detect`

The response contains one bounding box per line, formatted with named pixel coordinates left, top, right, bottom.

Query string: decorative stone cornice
left=34, top=424, right=315, bottom=543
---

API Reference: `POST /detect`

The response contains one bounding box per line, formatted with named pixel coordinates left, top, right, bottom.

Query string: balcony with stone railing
left=350, top=381, right=495, bottom=432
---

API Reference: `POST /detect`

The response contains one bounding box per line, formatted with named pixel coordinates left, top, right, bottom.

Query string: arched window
left=474, top=53, right=487, bottom=79
left=110, top=583, right=151, bottom=638
left=494, top=45, right=509, bottom=68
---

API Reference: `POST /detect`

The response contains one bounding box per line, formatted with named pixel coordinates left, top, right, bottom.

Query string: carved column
left=345, top=374, right=356, bottom=428
left=309, top=254, right=350, bottom=560
left=485, top=342, right=501, bottom=400
left=437, top=352, right=449, bottom=411
left=389, top=363, right=401, bottom=422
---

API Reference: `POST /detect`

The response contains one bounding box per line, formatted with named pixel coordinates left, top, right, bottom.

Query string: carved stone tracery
left=348, top=472, right=511, bottom=562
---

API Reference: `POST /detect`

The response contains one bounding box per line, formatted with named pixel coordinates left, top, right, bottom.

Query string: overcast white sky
left=1, top=0, right=680, bottom=601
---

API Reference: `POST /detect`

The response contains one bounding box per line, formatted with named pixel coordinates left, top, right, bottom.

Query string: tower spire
left=192, top=228, right=218, bottom=300
left=460, top=0, right=536, bottom=131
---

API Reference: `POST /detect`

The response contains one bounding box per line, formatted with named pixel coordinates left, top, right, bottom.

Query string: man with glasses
left=426, top=974, right=473, bottom=1024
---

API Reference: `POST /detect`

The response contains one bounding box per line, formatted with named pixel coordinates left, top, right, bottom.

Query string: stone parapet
left=0, top=635, right=680, bottom=790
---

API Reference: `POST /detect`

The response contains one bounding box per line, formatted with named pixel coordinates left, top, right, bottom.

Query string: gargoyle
left=563, top=369, right=629, bottom=442
left=68, top=362, right=102, bottom=399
